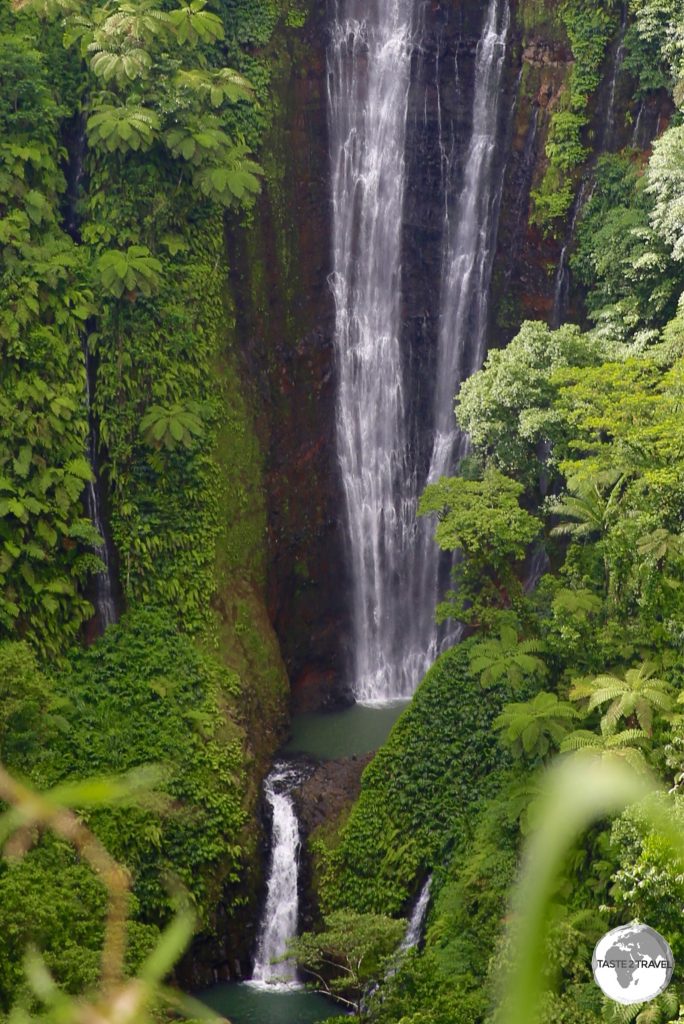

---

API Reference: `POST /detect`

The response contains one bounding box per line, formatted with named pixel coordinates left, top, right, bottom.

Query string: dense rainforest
left=2, top=0, right=684, bottom=1023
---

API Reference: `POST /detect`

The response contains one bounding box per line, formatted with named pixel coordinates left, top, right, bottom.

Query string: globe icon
left=592, top=922, right=674, bottom=1005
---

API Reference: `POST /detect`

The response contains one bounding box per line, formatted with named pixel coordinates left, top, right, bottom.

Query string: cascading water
left=64, top=118, right=118, bottom=633
left=83, top=348, right=118, bottom=631
left=328, top=0, right=417, bottom=703
left=251, top=762, right=304, bottom=988
left=329, top=0, right=511, bottom=703
left=428, top=0, right=510, bottom=477
left=551, top=177, right=593, bottom=329
left=552, top=8, right=627, bottom=327
left=413, top=0, right=511, bottom=668
left=400, top=876, right=432, bottom=950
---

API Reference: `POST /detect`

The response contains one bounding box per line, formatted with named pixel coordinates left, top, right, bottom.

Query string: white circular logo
left=592, top=922, right=674, bottom=1005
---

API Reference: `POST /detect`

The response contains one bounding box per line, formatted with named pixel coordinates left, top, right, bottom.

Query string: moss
left=517, top=0, right=567, bottom=41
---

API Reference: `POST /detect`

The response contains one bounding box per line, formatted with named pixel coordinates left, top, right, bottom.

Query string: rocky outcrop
left=225, top=2, right=351, bottom=712
left=292, top=753, right=373, bottom=929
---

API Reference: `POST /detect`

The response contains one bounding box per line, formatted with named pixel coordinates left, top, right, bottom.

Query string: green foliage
left=316, top=643, right=508, bottom=916
left=469, top=623, right=547, bottom=690
left=367, top=781, right=521, bottom=1024
left=648, top=126, right=684, bottom=262
left=87, top=105, right=161, bottom=153
left=139, top=401, right=204, bottom=450
left=97, top=245, right=162, bottom=297
left=48, top=608, right=247, bottom=922
left=572, top=154, right=684, bottom=342
left=419, top=467, right=540, bottom=627
left=609, top=795, right=684, bottom=967
left=288, top=911, right=406, bottom=1013
left=456, top=321, right=606, bottom=489
left=494, top=692, right=579, bottom=761
left=531, top=0, right=620, bottom=232
left=570, top=661, right=674, bottom=735
left=626, top=0, right=684, bottom=98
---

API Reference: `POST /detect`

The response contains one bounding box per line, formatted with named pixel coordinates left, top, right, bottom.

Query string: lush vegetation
left=3, top=0, right=684, bottom=1023
left=0, top=0, right=297, bottom=1015
left=292, top=5, right=684, bottom=1023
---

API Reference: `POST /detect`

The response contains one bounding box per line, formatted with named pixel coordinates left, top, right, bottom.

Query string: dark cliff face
left=225, top=0, right=670, bottom=712
left=225, top=2, right=351, bottom=712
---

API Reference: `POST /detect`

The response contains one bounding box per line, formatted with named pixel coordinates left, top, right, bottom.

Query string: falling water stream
left=328, top=0, right=417, bottom=703
left=83, top=348, right=118, bottom=631
left=329, top=0, right=511, bottom=702
left=250, top=763, right=305, bottom=988
left=401, top=876, right=432, bottom=950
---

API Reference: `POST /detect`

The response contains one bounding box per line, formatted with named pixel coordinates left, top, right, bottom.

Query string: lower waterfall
left=401, top=877, right=432, bottom=951
left=251, top=763, right=304, bottom=988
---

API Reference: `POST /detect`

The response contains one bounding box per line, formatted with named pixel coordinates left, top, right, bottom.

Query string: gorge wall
left=226, top=0, right=670, bottom=710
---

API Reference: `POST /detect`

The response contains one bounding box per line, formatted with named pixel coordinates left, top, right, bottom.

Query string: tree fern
left=571, top=661, right=673, bottom=737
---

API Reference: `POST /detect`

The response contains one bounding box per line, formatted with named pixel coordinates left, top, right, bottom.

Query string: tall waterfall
left=251, top=763, right=303, bottom=988
left=328, top=0, right=510, bottom=703
left=328, top=0, right=417, bottom=703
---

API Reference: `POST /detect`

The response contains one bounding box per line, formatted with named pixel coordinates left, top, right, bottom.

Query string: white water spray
left=329, top=0, right=510, bottom=703
left=251, top=763, right=303, bottom=988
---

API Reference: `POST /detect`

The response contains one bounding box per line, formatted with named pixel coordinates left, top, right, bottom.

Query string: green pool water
left=282, top=701, right=408, bottom=760
left=197, top=982, right=346, bottom=1024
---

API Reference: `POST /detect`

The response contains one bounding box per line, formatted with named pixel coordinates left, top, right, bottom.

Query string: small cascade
left=361, top=875, right=433, bottom=1013
left=401, top=877, right=432, bottom=951
left=64, top=117, right=118, bottom=634
left=632, top=100, right=645, bottom=148
left=524, top=545, right=550, bottom=594
left=551, top=177, right=593, bottom=329
left=603, top=5, right=628, bottom=152
left=552, top=8, right=628, bottom=328
left=251, top=762, right=305, bottom=988
left=83, top=347, right=118, bottom=631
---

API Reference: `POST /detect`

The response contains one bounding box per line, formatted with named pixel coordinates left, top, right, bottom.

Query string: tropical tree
left=166, top=0, right=223, bottom=45
left=648, top=125, right=684, bottom=261
left=569, top=661, right=674, bottom=736
left=419, top=467, right=540, bottom=626
left=494, top=692, right=579, bottom=762
left=87, top=104, right=160, bottom=153
left=139, top=402, right=204, bottom=450
left=469, top=624, right=547, bottom=689
left=174, top=67, right=254, bottom=106
left=287, top=911, right=406, bottom=1014
left=549, top=476, right=626, bottom=542
left=560, top=725, right=650, bottom=774
left=97, top=245, right=162, bottom=298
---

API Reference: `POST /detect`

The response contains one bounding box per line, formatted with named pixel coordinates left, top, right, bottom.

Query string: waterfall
left=603, top=4, right=628, bottom=153
left=83, top=347, right=118, bottom=631
left=414, top=0, right=511, bottom=663
left=401, top=877, right=432, bottom=950
left=251, top=763, right=303, bottom=988
left=429, top=0, right=510, bottom=472
left=328, top=0, right=510, bottom=703
left=328, top=0, right=417, bottom=703
left=551, top=176, right=594, bottom=328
